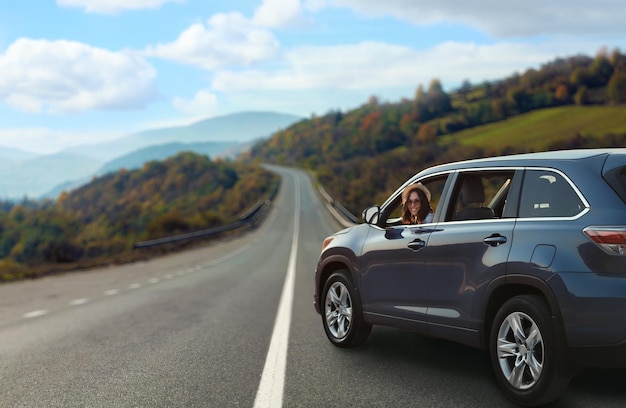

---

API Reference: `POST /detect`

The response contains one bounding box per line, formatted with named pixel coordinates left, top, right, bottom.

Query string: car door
left=359, top=175, right=448, bottom=330
left=360, top=223, right=432, bottom=325
left=423, top=170, right=519, bottom=344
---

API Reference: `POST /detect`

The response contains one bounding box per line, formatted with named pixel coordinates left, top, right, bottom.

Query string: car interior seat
left=454, top=175, right=495, bottom=220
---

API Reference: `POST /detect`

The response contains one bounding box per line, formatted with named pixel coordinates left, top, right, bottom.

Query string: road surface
left=0, top=166, right=623, bottom=407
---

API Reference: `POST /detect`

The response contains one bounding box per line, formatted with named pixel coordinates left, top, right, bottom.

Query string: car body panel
left=359, top=223, right=432, bottom=331
left=425, top=219, right=515, bottom=346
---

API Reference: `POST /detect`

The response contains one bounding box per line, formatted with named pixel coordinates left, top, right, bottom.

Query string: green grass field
left=442, top=106, right=626, bottom=150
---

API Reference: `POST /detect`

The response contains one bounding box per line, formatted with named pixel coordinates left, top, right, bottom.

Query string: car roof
left=420, top=148, right=626, bottom=175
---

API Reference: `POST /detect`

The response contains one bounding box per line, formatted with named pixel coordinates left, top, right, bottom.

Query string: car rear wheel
left=322, top=270, right=371, bottom=348
left=490, top=295, right=571, bottom=406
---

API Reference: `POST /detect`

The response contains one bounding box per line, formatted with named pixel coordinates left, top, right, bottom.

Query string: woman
left=401, top=183, right=434, bottom=224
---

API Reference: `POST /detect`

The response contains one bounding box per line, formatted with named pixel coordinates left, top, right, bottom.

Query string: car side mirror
left=362, top=206, right=381, bottom=225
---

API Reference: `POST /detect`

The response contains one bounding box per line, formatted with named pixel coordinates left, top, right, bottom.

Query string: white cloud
left=143, top=12, right=280, bottom=70
left=56, top=0, right=184, bottom=15
left=253, top=0, right=304, bottom=28
left=172, top=90, right=219, bottom=116
left=212, top=40, right=594, bottom=94
left=0, top=38, right=158, bottom=114
left=311, top=0, right=626, bottom=38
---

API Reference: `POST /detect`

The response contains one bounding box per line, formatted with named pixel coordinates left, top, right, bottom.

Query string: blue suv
left=314, top=149, right=626, bottom=406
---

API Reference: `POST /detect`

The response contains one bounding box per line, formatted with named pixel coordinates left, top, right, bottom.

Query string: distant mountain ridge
left=0, top=146, right=37, bottom=160
left=95, top=141, right=236, bottom=175
left=0, top=153, right=103, bottom=199
left=62, top=111, right=301, bottom=161
left=0, top=111, right=302, bottom=199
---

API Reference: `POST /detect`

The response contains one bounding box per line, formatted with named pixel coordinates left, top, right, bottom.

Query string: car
left=313, top=148, right=626, bottom=406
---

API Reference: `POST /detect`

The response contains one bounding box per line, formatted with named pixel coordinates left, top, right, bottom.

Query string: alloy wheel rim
left=324, top=281, right=352, bottom=339
left=496, top=311, right=545, bottom=390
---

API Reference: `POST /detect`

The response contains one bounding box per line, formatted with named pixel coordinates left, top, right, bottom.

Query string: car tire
left=321, top=270, right=371, bottom=348
left=489, top=295, right=571, bottom=406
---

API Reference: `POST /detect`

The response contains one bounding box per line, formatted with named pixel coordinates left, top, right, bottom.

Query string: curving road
left=0, top=166, right=623, bottom=407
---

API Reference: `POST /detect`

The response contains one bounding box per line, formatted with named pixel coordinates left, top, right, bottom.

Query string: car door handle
left=407, top=239, right=426, bottom=251
left=483, top=234, right=507, bottom=247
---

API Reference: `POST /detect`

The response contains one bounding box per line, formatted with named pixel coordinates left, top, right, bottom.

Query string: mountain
left=42, top=141, right=238, bottom=199
left=1, top=111, right=302, bottom=200
left=96, top=141, right=237, bottom=175
left=62, top=111, right=302, bottom=161
left=0, top=146, right=38, bottom=160
left=0, top=153, right=103, bottom=199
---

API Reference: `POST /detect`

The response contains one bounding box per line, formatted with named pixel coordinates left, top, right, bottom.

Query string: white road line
left=69, top=298, right=88, bottom=306
left=104, top=289, right=119, bottom=296
left=254, top=174, right=300, bottom=408
left=148, top=278, right=159, bottom=284
left=23, top=310, right=48, bottom=318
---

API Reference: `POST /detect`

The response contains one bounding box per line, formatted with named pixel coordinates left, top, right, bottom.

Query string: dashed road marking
left=23, top=310, right=48, bottom=318
left=69, top=298, right=89, bottom=306
left=20, top=247, right=256, bottom=321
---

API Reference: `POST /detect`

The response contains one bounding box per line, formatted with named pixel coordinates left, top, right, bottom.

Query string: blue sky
left=0, top=0, right=624, bottom=154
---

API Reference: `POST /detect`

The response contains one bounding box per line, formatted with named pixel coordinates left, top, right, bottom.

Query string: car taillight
left=583, top=227, right=626, bottom=255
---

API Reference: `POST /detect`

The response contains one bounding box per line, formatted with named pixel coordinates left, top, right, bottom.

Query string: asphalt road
left=0, top=166, right=624, bottom=407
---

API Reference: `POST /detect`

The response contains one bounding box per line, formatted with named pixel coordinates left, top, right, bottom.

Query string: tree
left=415, top=123, right=438, bottom=144
left=589, top=55, right=614, bottom=87
left=610, top=48, right=626, bottom=73
left=367, top=95, right=379, bottom=106
left=507, top=86, right=531, bottom=113
left=570, top=67, right=593, bottom=88
left=458, top=79, right=472, bottom=100
left=426, top=79, right=452, bottom=117
left=574, top=86, right=590, bottom=105
left=554, top=84, right=570, bottom=104
left=607, top=72, right=626, bottom=103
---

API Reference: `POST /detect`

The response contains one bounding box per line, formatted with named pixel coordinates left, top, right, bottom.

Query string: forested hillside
left=250, top=48, right=626, bottom=214
left=0, top=153, right=278, bottom=281
left=2, top=48, right=626, bottom=283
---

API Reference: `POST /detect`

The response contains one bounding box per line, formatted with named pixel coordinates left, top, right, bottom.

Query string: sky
left=0, top=0, right=625, bottom=155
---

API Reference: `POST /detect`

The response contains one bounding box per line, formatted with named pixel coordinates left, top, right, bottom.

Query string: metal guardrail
left=133, top=176, right=357, bottom=248
left=133, top=200, right=269, bottom=249
left=318, top=185, right=360, bottom=227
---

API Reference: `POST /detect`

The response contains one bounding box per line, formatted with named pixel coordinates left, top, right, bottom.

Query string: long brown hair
left=402, top=184, right=432, bottom=224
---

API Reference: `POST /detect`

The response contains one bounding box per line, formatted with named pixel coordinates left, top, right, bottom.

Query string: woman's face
left=407, top=191, right=421, bottom=217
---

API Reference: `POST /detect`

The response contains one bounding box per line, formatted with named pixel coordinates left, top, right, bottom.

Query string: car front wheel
left=490, top=295, right=571, bottom=406
left=321, top=270, right=371, bottom=348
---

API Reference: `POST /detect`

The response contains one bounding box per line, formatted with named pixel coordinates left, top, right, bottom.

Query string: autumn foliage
left=0, top=153, right=278, bottom=282
left=250, top=48, right=626, bottom=215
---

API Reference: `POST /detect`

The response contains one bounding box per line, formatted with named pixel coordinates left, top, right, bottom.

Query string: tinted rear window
left=519, top=170, right=584, bottom=218
left=603, top=154, right=626, bottom=204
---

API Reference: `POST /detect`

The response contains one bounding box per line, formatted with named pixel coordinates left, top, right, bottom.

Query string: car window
left=602, top=156, right=626, bottom=204
left=446, top=171, right=515, bottom=221
left=383, top=175, right=448, bottom=226
left=518, top=169, right=584, bottom=218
